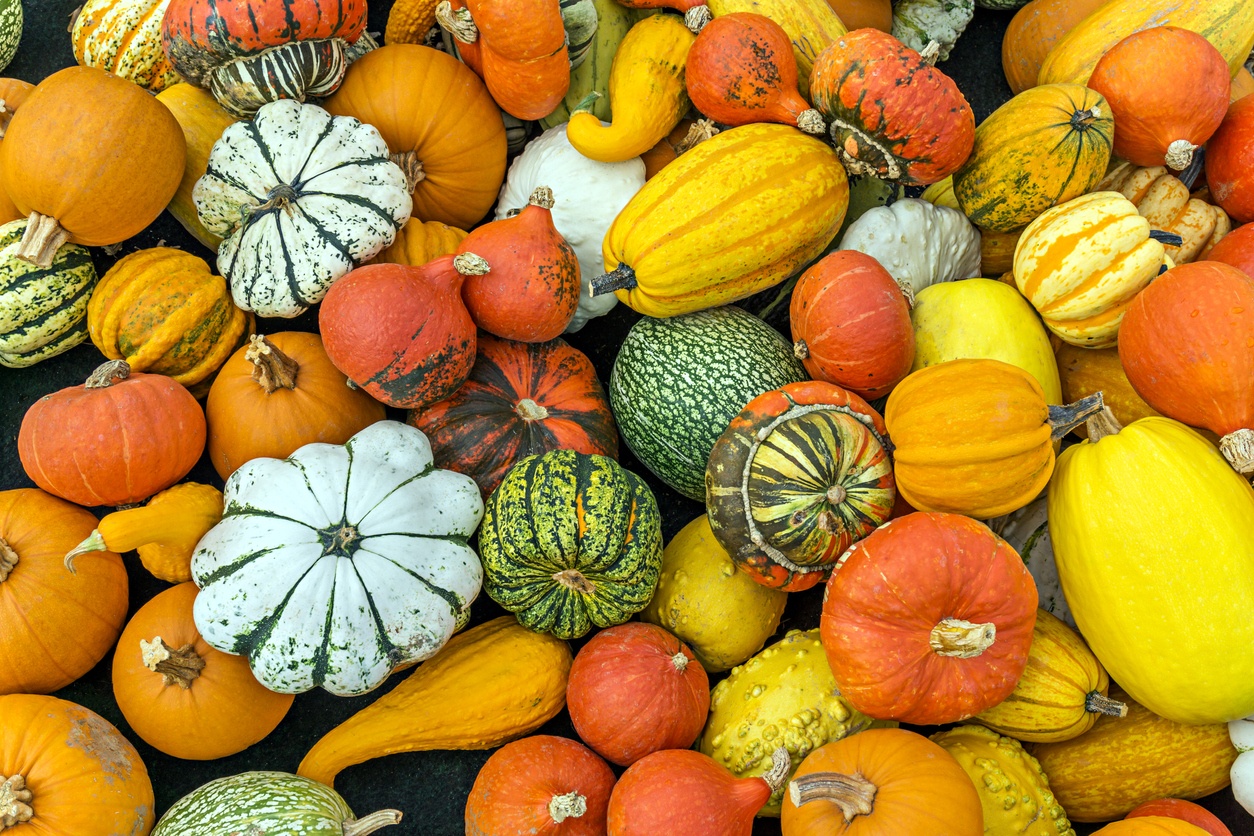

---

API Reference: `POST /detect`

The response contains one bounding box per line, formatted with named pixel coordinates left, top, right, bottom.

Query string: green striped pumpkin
left=561, top=0, right=599, bottom=69
left=540, top=0, right=642, bottom=129
left=0, top=219, right=97, bottom=368
left=152, top=772, right=400, bottom=836
left=610, top=306, right=808, bottom=501
left=0, top=0, right=20, bottom=73
left=480, top=450, right=663, bottom=640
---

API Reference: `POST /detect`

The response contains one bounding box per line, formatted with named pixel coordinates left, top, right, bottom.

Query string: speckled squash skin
left=72, top=0, right=180, bottom=92
left=707, top=0, right=847, bottom=100
left=0, top=0, right=20, bottom=73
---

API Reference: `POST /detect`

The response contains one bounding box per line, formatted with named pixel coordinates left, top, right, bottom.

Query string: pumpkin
left=686, top=13, right=824, bottom=135
left=891, top=0, right=973, bottom=62
left=19, top=360, right=205, bottom=508
left=206, top=333, right=386, bottom=480
left=593, top=123, right=849, bottom=317
left=1205, top=95, right=1254, bottom=223
left=1029, top=686, right=1237, bottom=822
left=541, top=0, right=644, bottom=130
left=71, top=0, right=180, bottom=92
left=480, top=450, right=663, bottom=640
left=194, top=99, right=412, bottom=318
left=0, top=78, right=34, bottom=225
left=0, top=66, right=185, bottom=266
left=1087, top=28, right=1229, bottom=171
left=155, top=84, right=241, bottom=251
left=1001, top=0, right=1110, bottom=93
left=466, top=736, right=617, bottom=836
left=0, top=694, right=154, bottom=836
left=1096, top=162, right=1231, bottom=263
left=780, top=728, right=983, bottom=835
left=607, top=747, right=792, bottom=836
left=112, top=582, right=293, bottom=761
left=373, top=219, right=467, bottom=266
left=1096, top=822, right=1213, bottom=836
left=1127, top=800, right=1232, bottom=836
left=1118, top=261, right=1254, bottom=476
left=837, top=198, right=982, bottom=296
left=707, top=0, right=847, bottom=99
left=953, top=84, right=1113, bottom=233
left=0, top=489, right=127, bottom=695
left=322, top=44, right=508, bottom=230
left=826, top=0, right=891, bottom=31
left=567, top=623, right=710, bottom=766
left=152, top=772, right=400, bottom=836
left=299, top=617, right=571, bottom=786
left=884, top=359, right=1103, bottom=519
left=0, top=217, right=96, bottom=369
left=1206, top=220, right=1254, bottom=275
left=1056, top=343, right=1160, bottom=439
left=162, top=0, right=367, bottom=116
left=788, top=250, right=915, bottom=400
left=318, top=259, right=477, bottom=410
left=820, top=511, right=1038, bottom=725
left=706, top=381, right=895, bottom=591
left=387, top=0, right=442, bottom=45
left=409, top=333, right=617, bottom=499
left=809, top=27, right=975, bottom=185
left=191, top=421, right=482, bottom=696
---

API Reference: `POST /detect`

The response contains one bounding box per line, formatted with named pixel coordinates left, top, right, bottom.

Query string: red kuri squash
left=1206, top=222, right=1254, bottom=276
left=1206, top=95, right=1254, bottom=223
left=1126, top=799, right=1232, bottom=836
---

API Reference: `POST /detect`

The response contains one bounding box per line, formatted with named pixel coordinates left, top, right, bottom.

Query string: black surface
left=2, top=2, right=1249, bottom=834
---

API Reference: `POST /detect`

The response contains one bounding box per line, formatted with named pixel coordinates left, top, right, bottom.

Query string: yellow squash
left=1048, top=413, right=1254, bottom=725
left=1038, top=0, right=1254, bottom=86
left=1096, top=161, right=1231, bottom=263
left=910, top=278, right=1062, bottom=404
left=565, top=14, right=694, bottom=163
left=155, top=83, right=240, bottom=251
left=371, top=218, right=467, bottom=266
left=1055, top=344, right=1161, bottom=440
left=707, top=0, right=846, bottom=99
left=593, top=123, right=848, bottom=317
left=297, top=617, right=571, bottom=787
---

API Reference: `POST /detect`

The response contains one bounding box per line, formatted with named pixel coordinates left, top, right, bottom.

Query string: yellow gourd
left=707, top=0, right=846, bottom=99
left=385, top=0, right=441, bottom=44
left=297, top=616, right=571, bottom=787
left=63, top=482, right=223, bottom=583
left=565, top=14, right=694, bottom=163
left=921, top=175, right=959, bottom=210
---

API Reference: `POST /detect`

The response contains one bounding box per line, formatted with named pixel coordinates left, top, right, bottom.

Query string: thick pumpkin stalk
left=247, top=335, right=299, bottom=393
left=548, top=791, right=587, bottom=825
left=0, top=539, right=15, bottom=584
left=788, top=771, right=877, bottom=823
left=1047, top=392, right=1105, bottom=440
left=342, top=810, right=403, bottom=835
left=1220, top=428, right=1254, bottom=476
left=141, top=637, right=206, bottom=689
left=1085, top=691, right=1128, bottom=717
left=0, top=774, right=32, bottom=829
left=435, top=1, right=477, bottom=43
left=930, top=617, right=996, bottom=658
left=16, top=212, right=71, bottom=268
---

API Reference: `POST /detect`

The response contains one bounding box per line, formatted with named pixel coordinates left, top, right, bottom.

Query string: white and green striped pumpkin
left=561, top=0, right=599, bottom=69
left=193, top=99, right=412, bottom=319
left=0, top=0, right=20, bottom=74
left=191, top=421, right=484, bottom=696
left=0, top=218, right=97, bottom=368
left=152, top=772, right=401, bottom=836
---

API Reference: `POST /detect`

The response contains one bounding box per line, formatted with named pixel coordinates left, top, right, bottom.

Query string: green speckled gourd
left=480, top=449, right=664, bottom=640
left=698, top=628, right=887, bottom=817
left=975, top=0, right=1029, bottom=8
left=931, top=725, right=1076, bottom=836
left=0, top=218, right=97, bottom=368
left=610, top=306, right=808, bottom=501
left=0, top=0, right=21, bottom=73
left=151, top=771, right=401, bottom=836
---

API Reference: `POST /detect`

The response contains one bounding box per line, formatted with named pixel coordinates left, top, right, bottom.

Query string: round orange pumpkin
left=1095, top=819, right=1215, bottom=836
left=1206, top=221, right=1254, bottom=277
left=0, top=79, right=35, bottom=225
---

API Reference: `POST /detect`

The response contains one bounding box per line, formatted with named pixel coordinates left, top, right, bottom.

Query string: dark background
left=3, top=1, right=1248, bottom=833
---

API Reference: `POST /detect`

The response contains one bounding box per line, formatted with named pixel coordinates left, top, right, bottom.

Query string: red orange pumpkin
left=1206, top=222, right=1254, bottom=276
left=1206, top=95, right=1254, bottom=223
left=1126, top=799, right=1232, bottom=836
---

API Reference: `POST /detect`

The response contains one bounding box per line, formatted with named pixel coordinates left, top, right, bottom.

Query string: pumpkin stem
left=0, top=538, right=16, bottom=584
left=341, top=809, right=403, bottom=836
left=85, top=359, right=131, bottom=389
left=528, top=186, right=555, bottom=210
left=1085, top=691, right=1128, bottom=717
left=552, top=568, right=595, bottom=594
left=63, top=530, right=107, bottom=574
left=246, top=335, right=299, bottom=393
left=793, top=339, right=809, bottom=360
left=1071, top=106, right=1102, bottom=130
left=453, top=253, right=491, bottom=276
left=435, top=1, right=478, bottom=44
left=1084, top=406, right=1123, bottom=442
left=514, top=398, right=549, bottom=421
left=684, top=4, right=712, bottom=33
left=0, top=774, right=33, bottom=829
left=547, top=791, right=587, bottom=824
left=590, top=265, right=637, bottom=297
left=1148, top=230, right=1185, bottom=247
left=140, top=636, right=206, bottom=689
left=1047, top=391, right=1105, bottom=441
left=826, top=485, right=847, bottom=506
left=930, top=617, right=997, bottom=658
left=674, top=119, right=719, bottom=155
left=919, top=40, right=941, bottom=66
left=788, top=771, right=877, bottom=823
left=0, top=99, right=13, bottom=139
left=1220, top=428, right=1254, bottom=476
left=258, top=183, right=299, bottom=213
left=763, top=746, right=793, bottom=793
left=389, top=151, right=426, bottom=192
left=15, top=212, right=71, bottom=268
left=895, top=279, right=916, bottom=308
left=324, top=525, right=359, bottom=556
left=795, top=109, right=826, bottom=136
left=671, top=650, right=689, bottom=673
left=1164, top=139, right=1198, bottom=171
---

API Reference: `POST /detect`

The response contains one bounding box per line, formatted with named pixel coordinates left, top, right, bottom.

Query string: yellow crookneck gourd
left=565, top=14, right=695, bottom=163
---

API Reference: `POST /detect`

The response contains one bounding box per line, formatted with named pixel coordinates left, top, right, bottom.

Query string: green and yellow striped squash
left=596, top=123, right=849, bottom=317
left=953, top=84, right=1112, bottom=233
left=0, top=218, right=96, bottom=368
left=480, top=450, right=664, bottom=640
left=541, top=0, right=643, bottom=129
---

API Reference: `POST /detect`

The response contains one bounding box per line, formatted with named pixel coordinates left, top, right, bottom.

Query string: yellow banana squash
left=707, top=0, right=846, bottom=99
left=591, top=123, right=848, bottom=317
left=565, top=14, right=694, bottom=163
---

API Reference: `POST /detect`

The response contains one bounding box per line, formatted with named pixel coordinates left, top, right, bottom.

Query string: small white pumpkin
left=837, top=197, right=981, bottom=296
left=891, top=0, right=974, bottom=62
left=194, top=99, right=412, bottom=319
left=987, top=495, right=1074, bottom=627
left=191, top=421, right=484, bottom=696
left=496, top=123, right=646, bottom=332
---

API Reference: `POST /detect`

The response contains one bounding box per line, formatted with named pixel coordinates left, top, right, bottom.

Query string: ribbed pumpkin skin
left=953, top=84, right=1112, bottom=233
left=0, top=78, right=34, bottom=225
left=372, top=218, right=467, bottom=266
left=410, top=334, right=617, bottom=499
left=706, top=381, right=895, bottom=592
left=1205, top=96, right=1254, bottom=223
left=707, top=0, right=847, bottom=100
left=154, top=83, right=239, bottom=251
left=72, top=0, right=180, bottom=91
left=480, top=451, right=663, bottom=640
left=808, top=28, right=975, bottom=185
left=602, top=123, right=849, bottom=317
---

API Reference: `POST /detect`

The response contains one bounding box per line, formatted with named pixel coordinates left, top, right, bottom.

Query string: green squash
left=561, top=0, right=599, bottom=69
left=152, top=772, right=401, bottom=836
left=480, top=449, right=663, bottom=640
left=0, top=218, right=97, bottom=368
left=0, top=0, right=21, bottom=73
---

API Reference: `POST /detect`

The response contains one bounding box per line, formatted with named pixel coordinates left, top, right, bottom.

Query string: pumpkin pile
left=2, top=0, right=1254, bottom=834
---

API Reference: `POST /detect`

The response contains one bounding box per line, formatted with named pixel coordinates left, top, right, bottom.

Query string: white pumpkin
left=837, top=197, right=981, bottom=296
left=987, top=496, right=1074, bottom=627
left=191, top=421, right=484, bottom=696
left=194, top=99, right=412, bottom=319
left=496, top=123, right=646, bottom=332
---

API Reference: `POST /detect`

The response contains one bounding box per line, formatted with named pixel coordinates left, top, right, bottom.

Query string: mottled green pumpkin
left=480, top=450, right=664, bottom=640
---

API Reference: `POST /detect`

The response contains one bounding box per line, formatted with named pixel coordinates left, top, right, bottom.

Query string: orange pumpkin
left=372, top=218, right=468, bottom=266
left=639, top=119, right=718, bottom=180
left=1056, top=343, right=1161, bottom=440
left=0, top=79, right=35, bottom=225
left=1232, top=68, right=1254, bottom=102
left=0, top=694, right=155, bottom=836
left=825, top=0, right=891, bottom=32
left=1001, top=0, right=1112, bottom=95
left=0, top=489, right=127, bottom=695
left=1095, top=820, right=1215, bottom=836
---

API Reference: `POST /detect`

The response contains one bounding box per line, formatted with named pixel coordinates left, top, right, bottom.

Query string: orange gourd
left=1206, top=222, right=1254, bottom=276
left=826, top=0, right=891, bottom=32
left=0, top=79, right=35, bottom=225
left=1127, top=800, right=1232, bottom=836
left=1001, top=0, right=1112, bottom=95
left=1096, top=820, right=1214, bottom=836
left=0, top=489, right=127, bottom=695
left=372, top=218, right=468, bottom=266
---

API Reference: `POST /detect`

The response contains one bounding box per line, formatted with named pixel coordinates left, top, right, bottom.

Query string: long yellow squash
left=1048, top=412, right=1254, bottom=725
left=1038, top=0, right=1254, bottom=86
left=592, top=123, right=848, bottom=317
left=297, top=617, right=571, bottom=787
left=707, top=0, right=846, bottom=99
left=155, top=83, right=239, bottom=251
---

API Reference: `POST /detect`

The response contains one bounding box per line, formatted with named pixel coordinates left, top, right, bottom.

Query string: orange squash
left=639, top=119, right=718, bottom=180
left=825, top=0, right=891, bottom=32
left=0, top=79, right=35, bottom=226
left=1232, top=67, right=1254, bottom=102
left=1096, top=821, right=1213, bottom=836
left=1001, top=0, right=1118, bottom=95
left=372, top=218, right=467, bottom=266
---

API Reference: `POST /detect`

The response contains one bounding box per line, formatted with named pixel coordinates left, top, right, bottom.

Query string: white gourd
left=837, top=198, right=981, bottom=296
left=891, top=0, right=974, bottom=62
left=1230, top=721, right=1254, bottom=815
